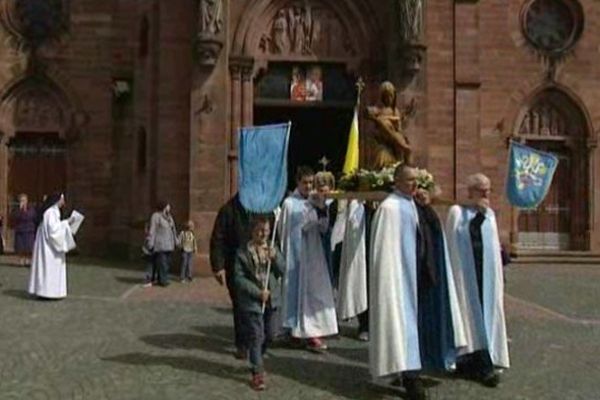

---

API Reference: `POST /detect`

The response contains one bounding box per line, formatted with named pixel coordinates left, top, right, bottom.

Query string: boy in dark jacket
left=233, top=216, right=285, bottom=391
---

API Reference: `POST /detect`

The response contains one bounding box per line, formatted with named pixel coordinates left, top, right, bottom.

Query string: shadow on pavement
left=209, top=306, right=233, bottom=315
left=140, top=333, right=231, bottom=356
left=191, top=325, right=236, bottom=345
left=3, top=289, right=33, bottom=300
left=104, top=350, right=379, bottom=399
left=103, top=352, right=248, bottom=386
left=115, top=276, right=143, bottom=285
left=266, top=354, right=379, bottom=399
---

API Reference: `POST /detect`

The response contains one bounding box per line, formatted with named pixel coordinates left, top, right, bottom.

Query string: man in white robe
left=279, top=166, right=338, bottom=351
left=336, top=200, right=368, bottom=330
left=28, top=193, right=77, bottom=299
left=445, top=173, right=509, bottom=387
left=370, top=165, right=466, bottom=400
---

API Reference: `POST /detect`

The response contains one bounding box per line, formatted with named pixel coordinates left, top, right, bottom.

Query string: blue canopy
left=238, top=122, right=291, bottom=213
left=506, top=141, right=558, bottom=209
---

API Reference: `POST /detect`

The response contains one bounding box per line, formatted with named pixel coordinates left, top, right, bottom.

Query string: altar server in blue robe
left=370, top=165, right=466, bottom=400
left=279, top=166, right=338, bottom=352
left=445, top=173, right=510, bottom=387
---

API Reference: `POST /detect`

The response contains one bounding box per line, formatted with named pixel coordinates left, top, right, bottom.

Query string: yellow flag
left=342, top=109, right=360, bottom=174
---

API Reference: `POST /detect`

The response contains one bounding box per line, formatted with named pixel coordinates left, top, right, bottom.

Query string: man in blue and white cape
left=369, top=164, right=466, bottom=400
left=445, top=173, right=510, bottom=387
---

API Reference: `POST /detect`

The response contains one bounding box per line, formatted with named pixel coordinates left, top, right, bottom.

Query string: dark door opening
left=7, top=132, right=67, bottom=210
left=254, top=105, right=354, bottom=191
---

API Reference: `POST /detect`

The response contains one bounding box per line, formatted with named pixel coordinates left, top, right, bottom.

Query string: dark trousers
left=155, top=251, right=172, bottom=285
left=226, top=273, right=246, bottom=351
left=143, top=254, right=156, bottom=283
left=457, top=350, right=494, bottom=376
left=180, top=252, right=193, bottom=280
left=242, top=306, right=275, bottom=374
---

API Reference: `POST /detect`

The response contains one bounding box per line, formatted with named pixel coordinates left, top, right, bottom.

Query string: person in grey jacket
left=148, top=202, right=178, bottom=286
left=233, top=216, right=284, bottom=391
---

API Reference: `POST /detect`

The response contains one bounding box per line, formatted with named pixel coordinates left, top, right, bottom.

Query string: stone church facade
left=0, top=0, right=599, bottom=272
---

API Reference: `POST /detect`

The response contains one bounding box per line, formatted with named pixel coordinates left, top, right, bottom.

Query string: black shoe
left=404, top=377, right=428, bottom=400
left=480, top=371, right=500, bottom=387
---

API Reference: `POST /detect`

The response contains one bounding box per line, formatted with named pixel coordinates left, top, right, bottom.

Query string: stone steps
left=513, top=251, right=600, bottom=264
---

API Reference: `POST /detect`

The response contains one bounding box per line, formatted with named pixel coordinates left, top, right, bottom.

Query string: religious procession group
left=208, top=163, right=509, bottom=399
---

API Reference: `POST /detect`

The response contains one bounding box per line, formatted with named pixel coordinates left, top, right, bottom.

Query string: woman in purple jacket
left=12, top=194, right=37, bottom=266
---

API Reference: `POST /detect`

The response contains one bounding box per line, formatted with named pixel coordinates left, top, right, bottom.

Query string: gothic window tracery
left=521, top=0, right=583, bottom=56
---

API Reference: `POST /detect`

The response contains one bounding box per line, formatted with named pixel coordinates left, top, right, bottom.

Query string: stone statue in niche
left=398, top=0, right=423, bottom=43
left=551, top=108, right=561, bottom=135
left=199, top=0, right=223, bottom=35
left=14, top=94, right=61, bottom=130
left=531, top=110, right=540, bottom=135
left=365, top=81, right=416, bottom=168
left=289, top=5, right=312, bottom=54
left=266, top=2, right=323, bottom=55
left=540, top=106, right=551, bottom=135
left=520, top=112, right=531, bottom=134
left=272, top=9, right=290, bottom=53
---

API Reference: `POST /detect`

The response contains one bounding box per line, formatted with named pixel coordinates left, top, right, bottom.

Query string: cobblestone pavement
left=0, top=260, right=599, bottom=400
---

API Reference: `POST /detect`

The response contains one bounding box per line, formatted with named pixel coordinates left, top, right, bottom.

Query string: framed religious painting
left=290, top=65, right=323, bottom=102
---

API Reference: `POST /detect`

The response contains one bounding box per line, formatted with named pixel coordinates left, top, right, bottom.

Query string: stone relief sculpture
left=398, top=0, right=423, bottom=43
left=14, top=94, right=61, bottom=130
left=272, top=9, right=290, bottom=53
left=519, top=102, right=567, bottom=136
left=199, top=0, right=223, bottom=35
left=263, top=1, right=350, bottom=57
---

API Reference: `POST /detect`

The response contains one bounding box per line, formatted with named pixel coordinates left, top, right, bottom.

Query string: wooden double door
left=517, top=140, right=586, bottom=250
left=7, top=132, right=66, bottom=210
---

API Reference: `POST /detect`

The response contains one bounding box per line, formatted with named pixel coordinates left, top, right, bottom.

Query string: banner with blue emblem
left=506, top=141, right=559, bottom=209
left=238, top=122, right=291, bottom=213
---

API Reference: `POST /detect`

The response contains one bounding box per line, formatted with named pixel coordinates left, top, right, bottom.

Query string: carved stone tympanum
left=259, top=1, right=355, bottom=58
left=13, top=88, right=63, bottom=132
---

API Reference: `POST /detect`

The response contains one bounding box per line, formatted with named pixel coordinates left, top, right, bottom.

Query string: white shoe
left=358, top=332, right=369, bottom=342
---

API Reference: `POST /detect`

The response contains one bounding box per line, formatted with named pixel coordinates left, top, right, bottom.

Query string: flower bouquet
left=339, top=163, right=436, bottom=193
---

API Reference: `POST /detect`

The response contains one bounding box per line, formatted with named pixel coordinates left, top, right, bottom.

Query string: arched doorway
left=229, top=0, right=384, bottom=194
left=0, top=78, right=76, bottom=251
left=514, top=88, right=590, bottom=250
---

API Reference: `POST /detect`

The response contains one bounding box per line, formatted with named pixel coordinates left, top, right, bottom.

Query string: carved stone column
left=227, top=56, right=254, bottom=196
left=228, top=63, right=242, bottom=196
left=241, top=63, right=254, bottom=127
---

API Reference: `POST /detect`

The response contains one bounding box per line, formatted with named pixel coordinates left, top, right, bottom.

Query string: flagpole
left=355, top=78, right=364, bottom=170
left=260, top=121, right=291, bottom=314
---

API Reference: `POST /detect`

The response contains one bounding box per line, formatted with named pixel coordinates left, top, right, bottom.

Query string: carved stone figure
left=272, top=9, right=290, bottom=54
left=531, top=110, right=540, bottom=135
left=398, top=0, right=423, bottom=43
left=540, top=106, right=551, bottom=135
left=262, top=3, right=354, bottom=57
left=520, top=112, right=531, bottom=134
left=366, top=81, right=415, bottom=168
left=199, top=0, right=223, bottom=35
left=14, top=93, right=61, bottom=130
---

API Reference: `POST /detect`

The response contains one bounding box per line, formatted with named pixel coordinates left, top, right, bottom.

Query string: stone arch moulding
left=508, top=84, right=596, bottom=252
left=509, top=82, right=595, bottom=141
left=0, top=72, right=88, bottom=144
left=231, top=0, right=385, bottom=68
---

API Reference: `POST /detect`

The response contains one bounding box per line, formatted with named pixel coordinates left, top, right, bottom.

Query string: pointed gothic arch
left=226, top=0, right=385, bottom=195
left=512, top=87, right=592, bottom=250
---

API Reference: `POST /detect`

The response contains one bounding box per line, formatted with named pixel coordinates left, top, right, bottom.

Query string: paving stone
left=0, top=261, right=598, bottom=399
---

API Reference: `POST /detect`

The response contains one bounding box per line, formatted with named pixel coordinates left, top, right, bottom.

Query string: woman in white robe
left=28, top=193, right=76, bottom=299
